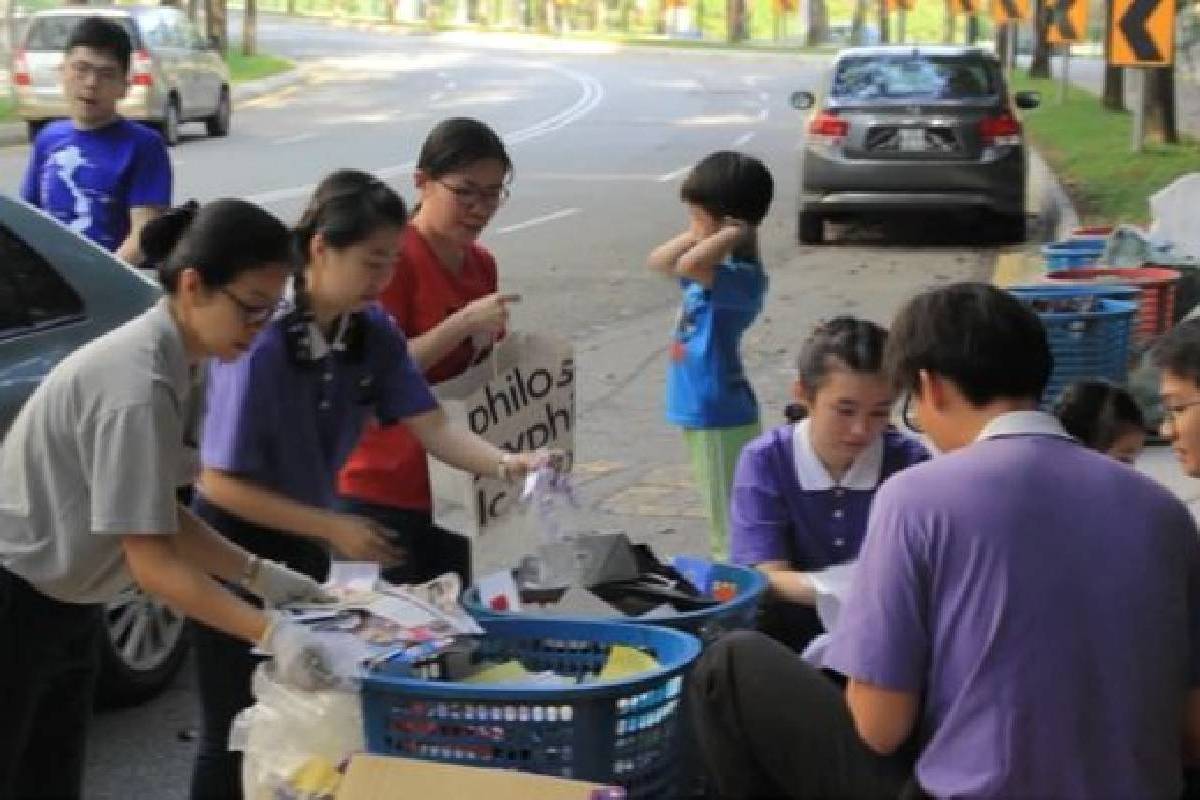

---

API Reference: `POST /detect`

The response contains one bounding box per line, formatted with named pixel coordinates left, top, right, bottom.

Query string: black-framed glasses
left=435, top=180, right=511, bottom=207
left=64, top=59, right=124, bottom=84
left=1162, top=398, right=1200, bottom=427
left=901, top=391, right=923, bottom=434
left=219, top=287, right=284, bottom=326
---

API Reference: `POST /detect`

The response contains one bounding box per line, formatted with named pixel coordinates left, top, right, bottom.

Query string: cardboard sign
left=336, top=755, right=623, bottom=800
left=427, top=332, right=575, bottom=544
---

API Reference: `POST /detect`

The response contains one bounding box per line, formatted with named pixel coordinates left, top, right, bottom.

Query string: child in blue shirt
left=20, top=17, right=171, bottom=263
left=647, top=151, right=774, bottom=559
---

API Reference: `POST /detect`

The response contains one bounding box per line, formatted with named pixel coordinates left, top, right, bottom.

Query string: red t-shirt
left=338, top=224, right=498, bottom=511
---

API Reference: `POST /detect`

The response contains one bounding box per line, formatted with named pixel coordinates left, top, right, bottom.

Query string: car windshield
left=23, top=15, right=139, bottom=52
left=830, top=55, right=1000, bottom=101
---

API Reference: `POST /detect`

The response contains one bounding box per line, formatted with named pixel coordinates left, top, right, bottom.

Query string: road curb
left=0, top=64, right=309, bottom=149
left=992, top=146, right=1082, bottom=287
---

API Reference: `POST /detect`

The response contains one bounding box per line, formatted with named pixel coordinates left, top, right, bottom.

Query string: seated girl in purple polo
left=729, top=316, right=928, bottom=652
left=1053, top=379, right=1146, bottom=464
left=189, top=170, right=547, bottom=800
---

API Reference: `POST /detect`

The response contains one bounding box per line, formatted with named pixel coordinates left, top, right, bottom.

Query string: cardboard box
left=336, top=754, right=625, bottom=800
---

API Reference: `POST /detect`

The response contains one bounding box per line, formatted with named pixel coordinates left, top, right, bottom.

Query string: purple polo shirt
left=730, top=422, right=928, bottom=569
left=200, top=304, right=437, bottom=509
left=826, top=411, right=1200, bottom=799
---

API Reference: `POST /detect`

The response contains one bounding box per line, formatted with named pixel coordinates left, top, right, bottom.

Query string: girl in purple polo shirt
left=189, top=170, right=545, bottom=800
left=729, top=316, right=928, bottom=652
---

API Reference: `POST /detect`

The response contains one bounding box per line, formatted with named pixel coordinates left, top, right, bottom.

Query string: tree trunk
left=187, top=0, right=201, bottom=22
left=1145, top=66, right=1179, bottom=143
left=1028, top=0, right=1052, bottom=78
left=206, top=0, right=228, bottom=53
left=877, top=0, right=889, bottom=43
left=850, top=0, right=867, bottom=43
left=965, top=12, right=978, bottom=43
left=943, top=0, right=956, bottom=42
left=1101, top=0, right=1125, bottom=110
left=806, top=0, right=827, bottom=44
left=242, top=0, right=256, bottom=55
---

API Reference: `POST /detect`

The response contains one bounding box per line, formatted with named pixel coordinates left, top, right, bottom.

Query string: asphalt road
left=0, top=17, right=1010, bottom=798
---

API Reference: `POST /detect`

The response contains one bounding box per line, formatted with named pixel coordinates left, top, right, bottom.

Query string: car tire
left=95, top=585, right=189, bottom=709
left=798, top=210, right=824, bottom=245
left=993, top=213, right=1026, bottom=244
left=25, top=120, right=45, bottom=142
left=206, top=87, right=231, bottom=137
left=160, top=96, right=181, bottom=147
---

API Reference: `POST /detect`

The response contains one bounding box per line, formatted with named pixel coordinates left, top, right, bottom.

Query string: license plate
left=899, top=128, right=926, bottom=152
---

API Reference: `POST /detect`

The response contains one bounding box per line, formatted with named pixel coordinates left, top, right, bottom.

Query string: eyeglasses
left=1161, top=398, right=1200, bottom=427
left=219, top=287, right=284, bottom=326
left=435, top=180, right=511, bottom=207
left=65, top=59, right=124, bottom=84
left=901, top=392, right=923, bottom=434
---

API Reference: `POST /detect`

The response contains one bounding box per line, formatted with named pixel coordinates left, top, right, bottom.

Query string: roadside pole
left=1130, top=67, right=1145, bottom=151
left=1058, top=43, right=1070, bottom=103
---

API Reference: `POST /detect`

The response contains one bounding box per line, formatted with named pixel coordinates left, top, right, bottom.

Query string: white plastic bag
left=230, top=663, right=364, bottom=800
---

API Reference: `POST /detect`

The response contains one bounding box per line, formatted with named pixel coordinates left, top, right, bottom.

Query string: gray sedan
left=791, top=45, right=1041, bottom=244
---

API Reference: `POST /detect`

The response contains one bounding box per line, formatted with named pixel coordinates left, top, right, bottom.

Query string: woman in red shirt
left=337, top=117, right=515, bottom=585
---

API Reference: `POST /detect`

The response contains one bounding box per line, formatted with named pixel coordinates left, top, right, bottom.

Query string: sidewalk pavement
left=0, top=62, right=313, bottom=148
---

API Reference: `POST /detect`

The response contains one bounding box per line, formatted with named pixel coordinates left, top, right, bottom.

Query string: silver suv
left=12, top=6, right=231, bottom=146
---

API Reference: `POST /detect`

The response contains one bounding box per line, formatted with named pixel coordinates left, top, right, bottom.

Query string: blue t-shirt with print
left=665, top=258, right=767, bottom=429
left=20, top=118, right=171, bottom=253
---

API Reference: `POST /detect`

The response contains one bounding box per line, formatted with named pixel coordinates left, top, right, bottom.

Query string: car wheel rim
left=105, top=586, right=185, bottom=672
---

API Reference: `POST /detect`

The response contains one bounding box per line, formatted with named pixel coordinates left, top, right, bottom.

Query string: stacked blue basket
left=1042, top=239, right=1106, bottom=271
left=1007, top=285, right=1137, bottom=406
left=361, top=618, right=702, bottom=799
left=462, top=562, right=767, bottom=645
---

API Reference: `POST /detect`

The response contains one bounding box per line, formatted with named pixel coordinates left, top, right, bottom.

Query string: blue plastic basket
left=1009, top=289, right=1137, bottom=407
left=1042, top=239, right=1106, bottom=271
left=1007, top=283, right=1139, bottom=304
left=360, top=619, right=702, bottom=799
left=462, top=562, right=768, bottom=645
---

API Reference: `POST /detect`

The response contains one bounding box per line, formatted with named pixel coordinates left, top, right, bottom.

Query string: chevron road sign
left=954, top=0, right=978, bottom=14
left=1110, top=0, right=1175, bottom=65
left=1048, top=0, right=1087, bottom=43
left=992, top=0, right=1028, bottom=23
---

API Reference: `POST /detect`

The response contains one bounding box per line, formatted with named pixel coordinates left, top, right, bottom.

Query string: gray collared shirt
left=0, top=298, right=200, bottom=604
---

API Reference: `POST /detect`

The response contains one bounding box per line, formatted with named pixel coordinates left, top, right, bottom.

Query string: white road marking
left=496, top=207, right=580, bottom=235
left=656, top=165, right=691, bottom=183
left=246, top=61, right=604, bottom=205
left=732, top=131, right=756, bottom=147
left=272, top=132, right=319, bottom=145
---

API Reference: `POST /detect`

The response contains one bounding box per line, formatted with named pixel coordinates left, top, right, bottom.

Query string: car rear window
left=22, top=15, right=139, bottom=52
left=831, top=55, right=1000, bottom=101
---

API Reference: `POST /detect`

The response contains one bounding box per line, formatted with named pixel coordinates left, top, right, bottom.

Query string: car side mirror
left=1014, top=90, right=1041, bottom=110
left=790, top=91, right=815, bottom=111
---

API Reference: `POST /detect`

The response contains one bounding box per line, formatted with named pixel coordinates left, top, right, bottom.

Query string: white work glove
left=245, top=556, right=335, bottom=608
left=259, top=611, right=337, bottom=691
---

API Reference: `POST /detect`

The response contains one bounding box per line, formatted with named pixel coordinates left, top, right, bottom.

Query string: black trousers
left=333, top=497, right=472, bottom=588
left=188, top=497, right=330, bottom=800
left=688, top=630, right=917, bottom=800
left=0, top=567, right=103, bottom=800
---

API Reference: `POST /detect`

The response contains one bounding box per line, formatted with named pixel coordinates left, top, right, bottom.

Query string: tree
left=243, top=0, right=257, bottom=55
left=1028, top=0, right=1052, bottom=78
left=877, top=0, right=889, bottom=42
left=206, top=0, right=228, bottom=54
left=850, top=0, right=868, bottom=42
left=943, top=0, right=957, bottom=42
left=1145, top=65, right=1179, bottom=143
left=806, top=0, right=828, bottom=44
left=1101, top=0, right=1124, bottom=109
left=965, top=11, right=979, bottom=43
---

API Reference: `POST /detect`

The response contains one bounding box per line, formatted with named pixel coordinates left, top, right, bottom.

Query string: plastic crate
left=1042, top=239, right=1105, bottom=270
left=361, top=619, right=702, bottom=799
left=462, top=562, right=767, bottom=645
left=1009, top=289, right=1136, bottom=407
left=1046, top=266, right=1181, bottom=345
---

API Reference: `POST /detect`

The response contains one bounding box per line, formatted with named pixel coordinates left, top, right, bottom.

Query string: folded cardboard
left=336, top=754, right=624, bottom=800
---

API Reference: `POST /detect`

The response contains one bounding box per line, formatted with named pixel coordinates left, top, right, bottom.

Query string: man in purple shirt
left=689, top=282, right=1200, bottom=799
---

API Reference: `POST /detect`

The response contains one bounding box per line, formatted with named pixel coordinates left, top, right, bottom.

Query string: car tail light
left=12, top=50, right=29, bottom=86
left=808, top=110, right=848, bottom=145
left=131, top=49, right=153, bottom=87
left=980, top=113, right=1022, bottom=147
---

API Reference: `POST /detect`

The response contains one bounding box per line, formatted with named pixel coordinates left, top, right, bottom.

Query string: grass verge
left=0, top=97, right=15, bottom=123
left=1012, top=73, right=1200, bottom=225
left=224, top=52, right=295, bottom=84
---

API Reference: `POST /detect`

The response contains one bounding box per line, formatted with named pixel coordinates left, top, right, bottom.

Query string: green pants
left=684, top=421, right=761, bottom=560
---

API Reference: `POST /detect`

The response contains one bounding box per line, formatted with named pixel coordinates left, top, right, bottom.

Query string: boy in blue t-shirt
left=20, top=16, right=171, bottom=264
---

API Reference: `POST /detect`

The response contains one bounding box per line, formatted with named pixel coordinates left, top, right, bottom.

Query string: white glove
left=259, top=612, right=337, bottom=691
left=245, top=557, right=334, bottom=608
